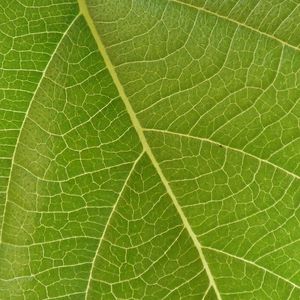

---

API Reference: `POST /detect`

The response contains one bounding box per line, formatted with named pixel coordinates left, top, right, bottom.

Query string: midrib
left=78, top=0, right=222, bottom=299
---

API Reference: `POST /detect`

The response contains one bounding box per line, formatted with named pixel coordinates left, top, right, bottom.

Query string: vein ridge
left=78, top=1, right=222, bottom=299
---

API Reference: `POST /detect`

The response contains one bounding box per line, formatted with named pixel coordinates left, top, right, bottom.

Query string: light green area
left=0, top=0, right=299, bottom=299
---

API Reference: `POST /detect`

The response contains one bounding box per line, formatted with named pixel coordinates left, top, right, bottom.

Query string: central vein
left=77, top=0, right=222, bottom=298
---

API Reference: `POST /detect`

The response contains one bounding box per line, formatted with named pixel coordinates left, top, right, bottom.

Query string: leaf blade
left=0, top=0, right=300, bottom=299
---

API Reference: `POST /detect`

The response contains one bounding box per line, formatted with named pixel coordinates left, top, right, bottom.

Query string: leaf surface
left=0, top=0, right=300, bottom=299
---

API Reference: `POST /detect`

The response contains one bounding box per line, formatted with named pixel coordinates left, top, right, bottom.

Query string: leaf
left=0, top=0, right=299, bottom=299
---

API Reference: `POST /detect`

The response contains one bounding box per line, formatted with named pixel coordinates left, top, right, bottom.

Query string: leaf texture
left=0, top=0, right=300, bottom=299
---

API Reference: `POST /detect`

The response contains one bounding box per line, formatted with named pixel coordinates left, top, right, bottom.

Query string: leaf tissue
left=0, top=0, right=299, bottom=299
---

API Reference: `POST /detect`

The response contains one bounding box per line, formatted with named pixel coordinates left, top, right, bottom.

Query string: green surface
left=0, top=0, right=300, bottom=299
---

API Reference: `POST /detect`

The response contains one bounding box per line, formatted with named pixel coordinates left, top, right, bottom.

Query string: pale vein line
left=1, top=236, right=99, bottom=248
left=144, top=128, right=300, bottom=180
left=1, top=262, right=90, bottom=282
left=202, top=284, right=212, bottom=300
left=78, top=1, right=222, bottom=299
left=161, top=268, right=206, bottom=299
left=84, top=151, right=144, bottom=300
left=204, top=246, right=300, bottom=289
left=171, top=0, right=300, bottom=52
left=0, top=14, right=80, bottom=243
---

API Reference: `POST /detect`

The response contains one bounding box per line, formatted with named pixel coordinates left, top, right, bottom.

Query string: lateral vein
left=144, top=128, right=300, bottom=180
left=171, top=0, right=300, bottom=52
left=84, top=151, right=144, bottom=299
left=204, top=246, right=300, bottom=289
left=0, top=14, right=80, bottom=242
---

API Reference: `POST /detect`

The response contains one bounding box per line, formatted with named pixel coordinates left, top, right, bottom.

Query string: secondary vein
left=84, top=151, right=144, bottom=300
left=0, top=14, right=81, bottom=243
left=144, top=128, right=300, bottom=180
left=171, top=0, right=300, bottom=52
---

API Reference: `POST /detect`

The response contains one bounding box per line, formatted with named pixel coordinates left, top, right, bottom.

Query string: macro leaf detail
left=0, top=0, right=300, bottom=299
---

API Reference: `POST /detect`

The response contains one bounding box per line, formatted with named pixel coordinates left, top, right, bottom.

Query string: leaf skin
left=1, top=0, right=300, bottom=299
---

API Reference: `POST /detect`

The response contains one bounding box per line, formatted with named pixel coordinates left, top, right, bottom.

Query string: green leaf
left=0, top=0, right=299, bottom=299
